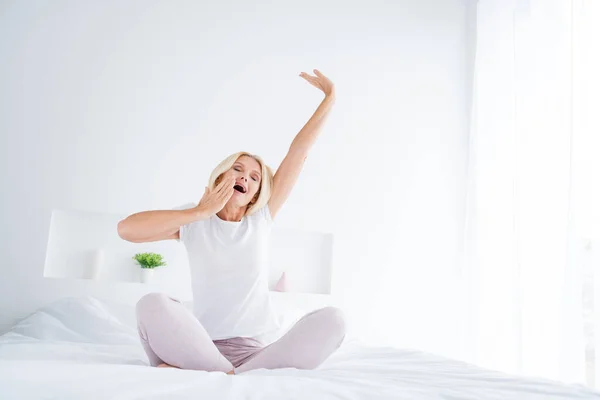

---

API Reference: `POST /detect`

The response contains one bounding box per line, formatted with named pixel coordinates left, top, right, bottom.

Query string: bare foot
left=157, top=363, right=178, bottom=369
left=226, top=369, right=235, bottom=375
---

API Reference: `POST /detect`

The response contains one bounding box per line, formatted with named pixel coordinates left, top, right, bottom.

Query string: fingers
left=212, top=176, right=234, bottom=194
left=216, top=177, right=235, bottom=194
left=221, top=184, right=235, bottom=202
left=213, top=177, right=229, bottom=192
left=300, top=70, right=327, bottom=81
left=215, top=183, right=234, bottom=207
left=300, top=71, right=325, bottom=91
left=214, top=178, right=235, bottom=206
left=300, top=72, right=317, bottom=82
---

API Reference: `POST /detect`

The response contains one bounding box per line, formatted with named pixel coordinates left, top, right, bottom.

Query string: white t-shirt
left=174, top=203, right=280, bottom=341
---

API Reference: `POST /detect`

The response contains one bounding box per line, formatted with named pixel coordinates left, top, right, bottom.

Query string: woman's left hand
left=299, top=69, right=335, bottom=98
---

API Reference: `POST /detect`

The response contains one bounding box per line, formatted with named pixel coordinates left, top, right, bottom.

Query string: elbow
left=287, top=145, right=310, bottom=161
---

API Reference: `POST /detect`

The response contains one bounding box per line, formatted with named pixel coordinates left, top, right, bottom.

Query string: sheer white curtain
left=464, top=0, right=598, bottom=385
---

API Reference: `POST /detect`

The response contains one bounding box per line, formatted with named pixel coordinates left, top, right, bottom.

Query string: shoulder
left=248, top=204, right=273, bottom=225
left=172, top=202, right=205, bottom=244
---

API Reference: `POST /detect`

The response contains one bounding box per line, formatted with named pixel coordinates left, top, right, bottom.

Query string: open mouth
left=233, top=184, right=247, bottom=194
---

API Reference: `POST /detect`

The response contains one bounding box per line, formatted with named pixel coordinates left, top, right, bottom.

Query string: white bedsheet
left=1, top=296, right=598, bottom=400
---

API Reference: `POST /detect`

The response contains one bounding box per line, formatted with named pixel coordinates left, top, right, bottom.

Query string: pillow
left=9, top=294, right=346, bottom=349
left=6, top=296, right=139, bottom=345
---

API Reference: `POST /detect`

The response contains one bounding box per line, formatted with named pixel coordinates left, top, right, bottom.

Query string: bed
left=1, top=295, right=598, bottom=400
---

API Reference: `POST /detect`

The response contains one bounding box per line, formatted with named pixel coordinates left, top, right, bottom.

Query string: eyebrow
left=234, top=163, right=261, bottom=178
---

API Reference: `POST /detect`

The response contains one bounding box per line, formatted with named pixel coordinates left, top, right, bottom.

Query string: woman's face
left=222, top=155, right=262, bottom=207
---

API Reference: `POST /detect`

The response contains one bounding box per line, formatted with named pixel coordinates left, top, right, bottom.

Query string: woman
left=117, top=69, right=345, bottom=374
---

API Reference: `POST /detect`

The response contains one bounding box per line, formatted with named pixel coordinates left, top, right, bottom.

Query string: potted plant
left=133, top=252, right=167, bottom=283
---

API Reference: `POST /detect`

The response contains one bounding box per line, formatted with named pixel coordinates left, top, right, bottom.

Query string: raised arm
left=268, top=69, right=336, bottom=219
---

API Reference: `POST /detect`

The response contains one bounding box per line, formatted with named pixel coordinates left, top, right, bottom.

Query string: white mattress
left=1, top=296, right=598, bottom=400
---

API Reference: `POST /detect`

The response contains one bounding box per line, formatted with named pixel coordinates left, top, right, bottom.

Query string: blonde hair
left=207, top=151, right=274, bottom=216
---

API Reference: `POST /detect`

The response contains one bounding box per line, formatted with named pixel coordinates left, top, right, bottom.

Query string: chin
left=232, top=198, right=250, bottom=208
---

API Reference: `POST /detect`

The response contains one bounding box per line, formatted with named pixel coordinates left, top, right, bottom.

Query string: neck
left=216, top=203, right=247, bottom=222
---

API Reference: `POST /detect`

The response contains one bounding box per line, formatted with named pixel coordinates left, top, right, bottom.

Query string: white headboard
left=43, top=208, right=333, bottom=301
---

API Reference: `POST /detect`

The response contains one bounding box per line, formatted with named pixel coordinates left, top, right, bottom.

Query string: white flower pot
left=88, top=249, right=104, bottom=280
left=140, top=268, right=154, bottom=283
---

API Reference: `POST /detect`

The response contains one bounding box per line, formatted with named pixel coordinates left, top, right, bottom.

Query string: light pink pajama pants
left=135, top=292, right=346, bottom=374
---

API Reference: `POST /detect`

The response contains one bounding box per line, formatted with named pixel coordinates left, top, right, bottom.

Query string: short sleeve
left=253, top=204, right=273, bottom=225
left=172, top=202, right=197, bottom=243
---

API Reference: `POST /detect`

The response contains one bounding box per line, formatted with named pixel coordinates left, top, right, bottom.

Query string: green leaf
left=132, top=252, right=167, bottom=269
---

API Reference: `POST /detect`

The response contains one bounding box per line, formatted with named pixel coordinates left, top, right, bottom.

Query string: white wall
left=0, top=0, right=473, bottom=361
